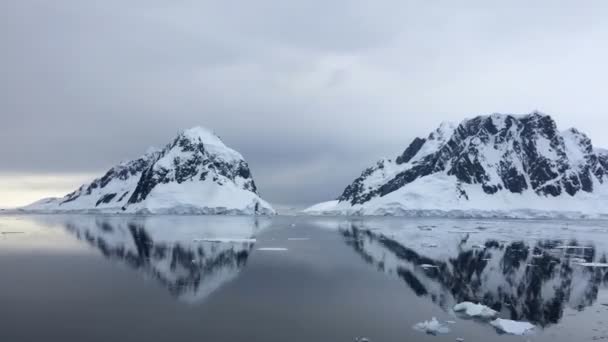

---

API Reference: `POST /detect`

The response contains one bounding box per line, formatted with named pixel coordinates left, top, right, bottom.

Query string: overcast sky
left=1, top=1, right=608, bottom=208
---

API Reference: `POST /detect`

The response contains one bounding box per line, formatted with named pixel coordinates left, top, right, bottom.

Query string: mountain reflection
left=339, top=223, right=608, bottom=327
left=61, top=216, right=268, bottom=303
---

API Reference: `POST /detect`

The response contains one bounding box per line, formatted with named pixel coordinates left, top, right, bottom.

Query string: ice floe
left=453, top=302, right=497, bottom=318
left=413, top=317, right=450, bottom=335
left=575, top=262, right=608, bottom=267
left=193, top=238, right=256, bottom=243
left=490, top=318, right=535, bottom=335
left=257, top=247, right=288, bottom=251
left=419, top=264, right=439, bottom=269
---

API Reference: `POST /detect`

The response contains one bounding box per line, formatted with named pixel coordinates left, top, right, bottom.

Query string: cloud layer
left=1, top=1, right=608, bottom=207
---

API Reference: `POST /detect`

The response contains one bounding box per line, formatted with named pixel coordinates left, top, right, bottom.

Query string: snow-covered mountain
left=304, top=112, right=608, bottom=218
left=24, top=127, right=275, bottom=215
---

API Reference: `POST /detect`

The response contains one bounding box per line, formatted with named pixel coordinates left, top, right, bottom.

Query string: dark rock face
left=396, top=137, right=426, bottom=164
left=339, top=113, right=608, bottom=205
left=95, top=193, right=117, bottom=207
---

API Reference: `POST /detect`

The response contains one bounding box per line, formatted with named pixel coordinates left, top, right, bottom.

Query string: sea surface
left=1, top=214, right=608, bottom=342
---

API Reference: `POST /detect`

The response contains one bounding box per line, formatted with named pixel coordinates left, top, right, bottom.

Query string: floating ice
left=453, top=302, right=497, bottom=318
left=257, top=247, right=288, bottom=251
left=490, top=318, right=535, bottom=335
left=554, top=245, right=593, bottom=250
left=193, top=238, right=256, bottom=243
left=575, top=262, right=608, bottom=268
left=413, top=317, right=450, bottom=335
left=419, top=264, right=439, bottom=269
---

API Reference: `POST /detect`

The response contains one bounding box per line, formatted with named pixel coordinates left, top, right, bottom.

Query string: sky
left=1, top=1, right=608, bottom=208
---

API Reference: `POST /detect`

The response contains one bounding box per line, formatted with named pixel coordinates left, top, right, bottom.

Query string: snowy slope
left=23, top=127, right=275, bottom=215
left=304, top=112, right=608, bottom=218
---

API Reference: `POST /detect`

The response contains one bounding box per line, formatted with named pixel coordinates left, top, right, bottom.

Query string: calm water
left=1, top=215, right=608, bottom=342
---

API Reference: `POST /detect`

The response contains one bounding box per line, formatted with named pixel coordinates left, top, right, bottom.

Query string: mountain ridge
left=304, top=112, right=608, bottom=218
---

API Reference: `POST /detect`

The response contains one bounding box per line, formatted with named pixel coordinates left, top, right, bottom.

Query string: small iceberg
left=257, top=247, right=288, bottom=251
left=575, top=262, right=608, bottom=268
left=453, top=302, right=497, bottom=318
left=490, top=318, right=534, bottom=335
left=554, top=245, right=593, bottom=250
left=193, top=238, right=256, bottom=243
left=419, top=264, right=439, bottom=269
left=413, top=317, right=450, bottom=335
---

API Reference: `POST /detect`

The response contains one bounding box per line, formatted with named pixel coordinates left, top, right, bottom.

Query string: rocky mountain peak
left=329, top=112, right=608, bottom=216
left=25, top=126, right=274, bottom=215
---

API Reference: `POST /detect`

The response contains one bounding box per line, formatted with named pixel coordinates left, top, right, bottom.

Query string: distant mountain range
left=23, top=127, right=275, bottom=215
left=304, top=112, right=608, bottom=218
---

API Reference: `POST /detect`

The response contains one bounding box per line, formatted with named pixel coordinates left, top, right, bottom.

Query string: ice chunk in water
left=490, top=318, right=534, bottom=335
left=413, top=317, right=450, bottom=335
left=453, top=302, right=497, bottom=318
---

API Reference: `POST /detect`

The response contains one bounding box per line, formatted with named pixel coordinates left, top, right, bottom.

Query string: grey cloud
left=1, top=0, right=608, bottom=206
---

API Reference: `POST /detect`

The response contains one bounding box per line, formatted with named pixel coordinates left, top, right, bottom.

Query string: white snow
left=562, top=128, right=588, bottom=165
left=409, top=121, right=457, bottom=164
left=453, top=302, right=497, bottom=318
left=413, top=317, right=450, bottom=335
left=126, top=178, right=274, bottom=215
left=490, top=318, right=535, bottom=335
left=302, top=170, right=608, bottom=219
left=301, top=200, right=340, bottom=214
left=419, top=264, right=438, bottom=269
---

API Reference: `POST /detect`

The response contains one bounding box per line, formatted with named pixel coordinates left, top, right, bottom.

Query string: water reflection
left=60, top=216, right=269, bottom=303
left=337, top=221, right=608, bottom=327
